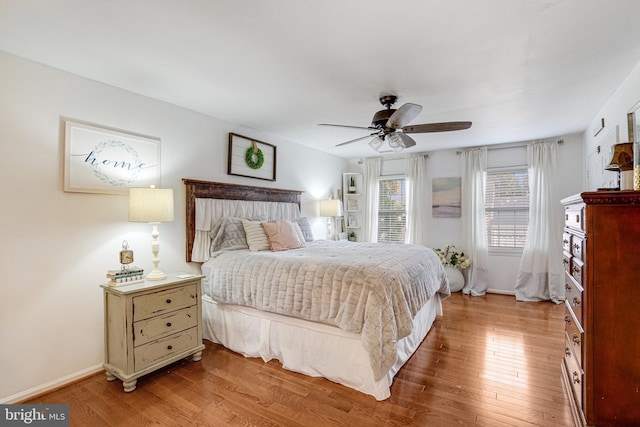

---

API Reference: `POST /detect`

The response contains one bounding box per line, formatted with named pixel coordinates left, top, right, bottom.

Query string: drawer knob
left=565, top=283, right=571, bottom=291
left=564, top=315, right=571, bottom=325
left=167, top=345, right=173, bottom=350
left=572, top=296, right=581, bottom=307
left=573, top=371, right=581, bottom=384
left=166, top=322, right=172, bottom=327
left=572, top=266, right=580, bottom=274
left=563, top=258, right=569, bottom=265
left=572, top=333, right=580, bottom=346
left=565, top=347, right=571, bottom=357
left=166, top=299, right=172, bottom=304
left=575, top=214, right=580, bottom=223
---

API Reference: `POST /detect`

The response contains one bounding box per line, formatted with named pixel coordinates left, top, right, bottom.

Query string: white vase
left=444, top=265, right=465, bottom=292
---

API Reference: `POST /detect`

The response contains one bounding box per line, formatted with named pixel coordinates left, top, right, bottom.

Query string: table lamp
left=320, top=198, right=343, bottom=240
left=128, top=186, right=174, bottom=280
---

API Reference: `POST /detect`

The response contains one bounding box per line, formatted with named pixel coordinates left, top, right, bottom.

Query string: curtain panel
left=461, top=147, right=489, bottom=296
left=362, top=158, right=381, bottom=242
left=514, top=141, right=564, bottom=303
left=406, top=154, right=428, bottom=245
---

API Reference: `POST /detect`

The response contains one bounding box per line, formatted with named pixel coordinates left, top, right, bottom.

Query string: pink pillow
left=261, top=220, right=306, bottom=251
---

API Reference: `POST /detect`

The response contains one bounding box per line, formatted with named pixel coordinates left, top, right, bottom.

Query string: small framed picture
left=347, top=199, right=359, bottom=211
left=348, top=216, right=358, bottom=227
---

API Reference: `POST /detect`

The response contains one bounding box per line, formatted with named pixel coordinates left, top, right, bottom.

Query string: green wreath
left=245, top=146, right=264, bottom=169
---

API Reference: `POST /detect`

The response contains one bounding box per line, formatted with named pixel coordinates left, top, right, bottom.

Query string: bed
left=183, top=179, right=450, bottom=400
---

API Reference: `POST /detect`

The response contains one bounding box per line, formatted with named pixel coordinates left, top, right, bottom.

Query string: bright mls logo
left=1, top=405, right=69, bottom=426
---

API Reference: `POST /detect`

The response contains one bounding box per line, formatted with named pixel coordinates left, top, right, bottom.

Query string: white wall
left=584, top=60, right=640, bottom=190
left=348, top=133, right=583, bottom=294
left=0, top=51, right=346, bottom=402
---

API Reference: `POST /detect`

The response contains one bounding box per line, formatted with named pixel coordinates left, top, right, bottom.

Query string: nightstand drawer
left=134, top=327, right=199, bottom=371
left=134, top=305, right=198, bottom=346
left=133, top=283, right=197, bottom=321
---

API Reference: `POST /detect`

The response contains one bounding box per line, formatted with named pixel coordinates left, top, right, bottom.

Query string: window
left=377, top=177, right=406, bottom=242
left=485, top=168, right=529, bottom=250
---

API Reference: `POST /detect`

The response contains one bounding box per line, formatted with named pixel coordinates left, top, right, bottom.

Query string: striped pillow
left=242, top=220, right=270, bottom=251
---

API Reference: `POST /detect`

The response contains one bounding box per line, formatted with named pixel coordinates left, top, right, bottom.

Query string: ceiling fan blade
left=318, top=123, right=377, bottom=131
left=386, top=103, right=423, bottom=129
left=397, top=133, right=416, bottom=148
left=336, top=132, right=381, bottom=147
left=402, top=121, right=472, bottom=134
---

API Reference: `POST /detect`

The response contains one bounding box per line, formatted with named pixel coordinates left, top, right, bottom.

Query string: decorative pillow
left=261, top=220, right=306, bottom=251
left=293, top=217, right=314, bottom=242
left=242, top=220, right=270, bottom=251
left=210, top=216, right=266, bottom=254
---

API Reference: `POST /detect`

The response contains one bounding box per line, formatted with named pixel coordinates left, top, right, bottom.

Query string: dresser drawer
left=563, top=232, right=572, bottom=253
left=133, top=283, right=198, bottom=321
left=134, top=305, right=198, bottom=347
left=563, top=252, right=571, bottom=275
left=571, top=237, right=584, bottom=262
left=564, top=273, right=584, bottom=326
left=565, top=205, right=584, bottom=231
left=134, top=327, right=199, bottom=371
left=563, top=338, right=584, bottom=410
left=564, top=302, right=583, bottom=368
left=570, top=258, right=583, bottom=287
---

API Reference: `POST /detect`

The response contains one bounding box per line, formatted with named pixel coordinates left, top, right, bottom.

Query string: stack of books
left=106, top=267, right=144, bottom=286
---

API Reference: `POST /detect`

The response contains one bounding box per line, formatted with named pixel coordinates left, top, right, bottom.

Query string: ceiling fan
left=318, top=95, right=472, bottom=152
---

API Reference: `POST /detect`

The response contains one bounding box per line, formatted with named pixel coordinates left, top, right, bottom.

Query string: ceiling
left=2, top=0, right=640, bottom=159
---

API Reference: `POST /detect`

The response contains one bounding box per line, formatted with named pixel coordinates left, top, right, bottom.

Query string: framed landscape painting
left=432, top=177, right=461, bottom=218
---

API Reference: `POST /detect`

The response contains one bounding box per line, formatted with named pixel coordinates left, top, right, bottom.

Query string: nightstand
left=101, top=273, right=205, bottom=392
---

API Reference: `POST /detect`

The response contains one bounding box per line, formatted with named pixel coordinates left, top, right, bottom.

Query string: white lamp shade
left=128, top=187, right=175, bottom=223
left=320, top=199, right=343, bottom=217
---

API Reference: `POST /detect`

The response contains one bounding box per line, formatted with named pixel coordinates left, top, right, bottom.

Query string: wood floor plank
left=22, top=293, right=574, bottom=426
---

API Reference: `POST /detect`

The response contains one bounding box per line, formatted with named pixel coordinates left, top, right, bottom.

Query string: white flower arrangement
left=433, top=245, right=472, bottom=269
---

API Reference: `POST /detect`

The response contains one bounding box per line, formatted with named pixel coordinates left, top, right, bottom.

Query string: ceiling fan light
left=387, top=133, right=405, bottom=150
left=369, top=136, right=383, bottom=152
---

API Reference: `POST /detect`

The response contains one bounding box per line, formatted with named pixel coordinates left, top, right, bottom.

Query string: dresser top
left=562, top=190, right=640, bottom=206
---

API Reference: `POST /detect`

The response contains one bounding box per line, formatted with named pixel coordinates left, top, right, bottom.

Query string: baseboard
left=0, top=364, right=104, bottom=404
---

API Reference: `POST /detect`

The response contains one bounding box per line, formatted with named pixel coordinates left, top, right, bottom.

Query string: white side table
left=101, top=273, right=205, bottom=392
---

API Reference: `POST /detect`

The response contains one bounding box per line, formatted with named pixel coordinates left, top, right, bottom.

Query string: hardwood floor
left=25, top=293, right=573, bottom=426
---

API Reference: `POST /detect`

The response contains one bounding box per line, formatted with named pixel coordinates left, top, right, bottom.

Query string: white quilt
left=201, top=240, right=450, bottom=380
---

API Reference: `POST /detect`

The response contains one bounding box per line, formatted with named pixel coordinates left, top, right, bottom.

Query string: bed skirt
left=201, top=293, right=443, bottom=400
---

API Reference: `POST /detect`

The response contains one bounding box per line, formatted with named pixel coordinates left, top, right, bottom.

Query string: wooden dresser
left=561, top=191, right=640, bottom=426
left=101, top=273, right=205, bottom=392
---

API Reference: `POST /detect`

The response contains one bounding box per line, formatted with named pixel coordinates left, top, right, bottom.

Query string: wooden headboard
left=182, top=179, right=303, bottom=262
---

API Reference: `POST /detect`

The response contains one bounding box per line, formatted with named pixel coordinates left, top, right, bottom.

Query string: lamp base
left=146, top=269, right=167, bottom=281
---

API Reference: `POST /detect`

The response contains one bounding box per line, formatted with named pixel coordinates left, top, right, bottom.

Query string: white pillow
left=242, top=220, right=270, bottom=251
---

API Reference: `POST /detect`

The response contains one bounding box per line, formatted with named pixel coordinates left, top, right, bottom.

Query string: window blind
left=377, top=178, right=406, bottom=242
left=485, top=168, right=529, bottom=249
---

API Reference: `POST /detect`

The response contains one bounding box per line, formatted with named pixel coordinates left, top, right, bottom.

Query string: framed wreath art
left=227, top=133, right=276, bottom=181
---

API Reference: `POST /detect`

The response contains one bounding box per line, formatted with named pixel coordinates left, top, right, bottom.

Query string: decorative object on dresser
left=604, top=142, right=633, bottom=190
left=561, top=192, right=640, bottom=427
left=128, top=186, right=174, bottom=281
left=101, top=273, right=205, bottom=392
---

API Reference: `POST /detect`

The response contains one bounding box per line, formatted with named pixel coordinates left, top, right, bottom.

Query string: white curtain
left=362, top=157, right=381, bottom=242
left=406, top=154, right=428, bottom=245
left=461, top=147, right=489, bottom=296
left=515, top=141, right=564, bottom=303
